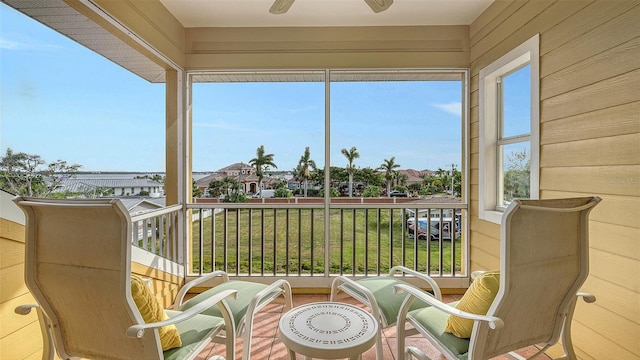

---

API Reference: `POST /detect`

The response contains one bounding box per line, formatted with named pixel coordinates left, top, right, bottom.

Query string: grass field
left=191, top=208, right=462, bottom=276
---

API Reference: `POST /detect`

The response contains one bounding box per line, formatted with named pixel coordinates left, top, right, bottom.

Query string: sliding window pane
left=330, top=71, right=463, bottom=198
left=191, top=72, right=325, bottom=197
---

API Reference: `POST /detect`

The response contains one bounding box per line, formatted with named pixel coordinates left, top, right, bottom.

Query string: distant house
left=195, top=162, right=260, bottom=196
left=57, top=177, right=164, bottom=197
left=397, top=169, right=432, bottom=186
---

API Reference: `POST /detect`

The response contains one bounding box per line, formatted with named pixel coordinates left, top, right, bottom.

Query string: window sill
left=480, top=210, right=503, bottom=225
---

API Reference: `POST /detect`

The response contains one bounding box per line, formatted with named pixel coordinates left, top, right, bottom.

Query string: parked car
left=408, top=218, right=456, bottom=240
left=252, top=189, right=276, bottom=198
left=389, top=190, right=408, bottom=197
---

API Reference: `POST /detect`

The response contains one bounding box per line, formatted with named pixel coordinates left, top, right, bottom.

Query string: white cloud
left=0, top=37, right=20, bottom=50
left=432, top=102, right=462, bottom=117
left=0, top=35, right=59, bottom=51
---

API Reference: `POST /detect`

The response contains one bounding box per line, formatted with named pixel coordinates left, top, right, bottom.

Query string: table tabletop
left=278, top=301, right=378, bottom=359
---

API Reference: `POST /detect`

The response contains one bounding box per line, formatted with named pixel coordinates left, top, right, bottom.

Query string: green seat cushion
left=407, top=301, right=470, bottom=360
left=180, top=280, right=277, bottom=329
left=340, top=277, right=429, bottom=326
left=163, top=310, right=224, bottom=360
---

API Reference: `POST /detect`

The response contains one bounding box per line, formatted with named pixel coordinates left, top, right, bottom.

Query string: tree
left=379, top=157, right=400, bottom=197
left=503, top=149, right=530, bottom=203
left=362, top=185, right=382, bottom=198
left=329, top=166, right=348, bottom=188
left=0, top=148, right=81, bottom=197
left=341, top=146, right=359, bottom=197
left=298, top=147, right=316, bottom=197
left=248, top=145, right=277, bottom=197
left=219, top=176, right=244, bottom=202
left=207, top=179, right=225, bottom=198
left=292, top=163, right=305, bottom=196
left=221, top=176, right=239, bottom=196
left=453, top=168, right=462, bottom=197
left=442, top=172, right=452, bottom=194
left=434, top=167, right=447, bottom=178
left=308, top=166, right=348, bottom=194
left=308, top=167, right=325, bottom=188
left=408, top=183, right=422, bottom=194
left=192, top=179, right=202, bottom=198
left=397, top=173, right=408, bottom=188
left=151, top=174, right=164, bottom=184
left=320, top=187, right=340, bottom=197
left=223, top=190, right=248, bottom=203
left=274, top=185, right=292, bottom=198
left=358, top=167, right=384, bottom=187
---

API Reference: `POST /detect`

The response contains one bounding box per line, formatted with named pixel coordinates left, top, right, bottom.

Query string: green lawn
left=191, top=208, right=461, bottom=276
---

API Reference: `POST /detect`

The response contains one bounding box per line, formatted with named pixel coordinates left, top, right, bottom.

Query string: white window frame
left=478, top=34, right=540, bottom=224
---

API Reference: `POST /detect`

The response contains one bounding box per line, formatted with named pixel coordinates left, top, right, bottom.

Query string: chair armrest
left=394, top=284, right=503, bottom=330
left=173, top=271, right=230, bottom=309
left=576, top=292, right=596, bottom=303
left=237, top=279, right=292, bottom=337
left=331, top=275, right=378, bottom=304
left=15, top=304, right=40, bottom=315
left=246, top=279, right=292, bottom=315
left=330, top=275, right=385, bottom=323
left=390, top=266, right=443, bottom=301
left=127, top=289, right=238, bottom=338
left=405, top=346, right=430, bottom=360
left=15, top=304, right=56, bottom=360
left=470, top=270, right=486, bottom=281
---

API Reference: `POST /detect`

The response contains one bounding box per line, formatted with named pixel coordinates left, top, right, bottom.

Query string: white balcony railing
left=186, top=200, right=467, bottom=285
left=130, top=204, right=182, bottom=263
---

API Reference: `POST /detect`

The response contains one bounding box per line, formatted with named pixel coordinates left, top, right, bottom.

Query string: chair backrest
left=15, top=197, right=164, bottom=359
left=469, top=196, right=600, bottom=358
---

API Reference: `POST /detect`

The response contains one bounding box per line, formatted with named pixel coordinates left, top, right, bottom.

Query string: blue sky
left=192, top=80, right=462, bottom=173
left=1, top=3, right=463, bottom=173
left=1, top=4, right=165, bottom=172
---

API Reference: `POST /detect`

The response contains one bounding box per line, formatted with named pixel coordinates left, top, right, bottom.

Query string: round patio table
left=279, top=301, right=378, bottom=360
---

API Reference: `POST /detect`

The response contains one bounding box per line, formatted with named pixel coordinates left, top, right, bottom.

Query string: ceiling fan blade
left=270, top=0, right=295, bottom=14
left=364, top=0, right=393, bottom=13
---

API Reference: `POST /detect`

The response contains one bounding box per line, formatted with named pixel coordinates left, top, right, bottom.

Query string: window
left=479, top=34, right=539, bottom=224
left=190, top=70, right=466, bottom=200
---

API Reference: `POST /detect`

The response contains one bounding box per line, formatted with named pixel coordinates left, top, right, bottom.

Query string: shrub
left=362, top=185, right=381, bottom=198
left=274, top=187, right=292, bottom=198
left=393, top=185, right=408, bottom=193
left=223, top=191, right=248, bottom=203
left=319, top=187, right=340, bottom=197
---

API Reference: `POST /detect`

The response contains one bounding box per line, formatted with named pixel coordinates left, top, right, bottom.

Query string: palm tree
left=221, top=175, right=238, bottom=196
left=298, top=147, right=316, bottom=197
left=207, top=179, right=225, bottom=197
left=341, top=146, right=360, bottom=197
left=293, top=163, right=305, bottom=195
left=379, top=157, right=400, bottom=197
left=249, top=145, right=277, bottom=197
left=397, top=173, right=408, bottom=187
left=435, top=167, right=447, bottom=178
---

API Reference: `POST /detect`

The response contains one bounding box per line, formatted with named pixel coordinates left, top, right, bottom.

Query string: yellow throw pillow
left=445, top=271, right=500, bottom=338
left=130, top=275, right=182, bottom=351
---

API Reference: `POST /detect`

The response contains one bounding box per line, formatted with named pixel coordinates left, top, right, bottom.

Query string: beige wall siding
left=132, top=262, right=183, bottom=308
left=0, top=219, right=43, bottom=360
left=469, top=1, right=640, bottom=359
left=184, top=25, right=471, bottom=70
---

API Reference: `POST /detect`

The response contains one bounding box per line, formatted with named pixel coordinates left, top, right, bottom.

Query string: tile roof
left=60, top=178, right=163, bottom=188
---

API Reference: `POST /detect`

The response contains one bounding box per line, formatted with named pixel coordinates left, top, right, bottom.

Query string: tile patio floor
left=195, top=293, right=551, bottom=360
